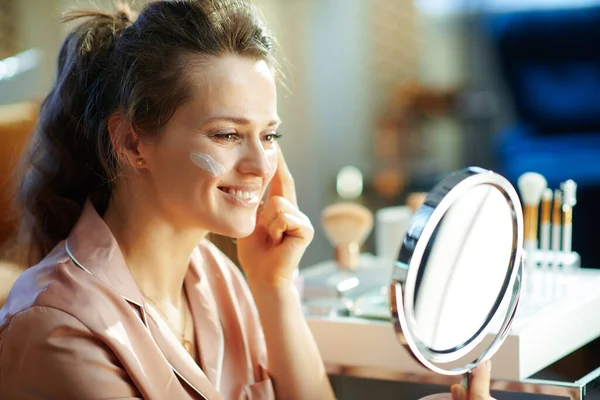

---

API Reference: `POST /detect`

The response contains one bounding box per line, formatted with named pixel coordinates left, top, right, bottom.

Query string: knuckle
left=275, top=208, right=287, bottom=220
left=269, top=212, right=283, bottom=225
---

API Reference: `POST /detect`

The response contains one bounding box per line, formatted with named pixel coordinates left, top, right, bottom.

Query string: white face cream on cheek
left=189, top=152, right=226, bottom=177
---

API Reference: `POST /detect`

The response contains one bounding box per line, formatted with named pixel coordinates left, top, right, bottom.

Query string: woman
left=0, top=1, right=493, bottom=399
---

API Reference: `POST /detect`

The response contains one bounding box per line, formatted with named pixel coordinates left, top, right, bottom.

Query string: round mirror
left=390, top=167, right=523, bottom=378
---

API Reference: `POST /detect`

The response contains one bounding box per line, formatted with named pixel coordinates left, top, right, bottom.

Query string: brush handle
left=523, top=205, right=539, bottom=243
left=524, top=239, right=537, bottom=295
left=524, top=239, right=537, bottom=271
left=540, top=221, right=550, bottom=270
left=552, top=222, right=561, bottom=271
left=562, top=224, right=572, bottom=254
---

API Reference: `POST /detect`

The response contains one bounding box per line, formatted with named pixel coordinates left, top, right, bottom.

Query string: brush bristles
left=321, top=203, right=373, bottom=247
left=561, top=180, right=577, bottom=207
left=542, top=188, right=553, bottom=202
left=517, top=172, right=547, bottom=206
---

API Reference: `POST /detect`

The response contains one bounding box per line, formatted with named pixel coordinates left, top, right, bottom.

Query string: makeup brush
left=321, top=203, right=374, bottom=272
left=517, top=172, right=547, bottom=285
left=551, top=189, right=562, bottom=272
left=540, top=188, right=553, bottom=271
left=561, top=180, right=577, bottom=258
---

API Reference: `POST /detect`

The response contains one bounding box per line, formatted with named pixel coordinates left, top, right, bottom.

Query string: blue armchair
left=486, top=5, right=600, bottom=268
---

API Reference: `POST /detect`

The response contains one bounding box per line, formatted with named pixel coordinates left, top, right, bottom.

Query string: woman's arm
left=237, top=148, right=335, bottom=400
left=0, top=306, right=142, bottom=400
left=248, top=280, right=335, bottom=400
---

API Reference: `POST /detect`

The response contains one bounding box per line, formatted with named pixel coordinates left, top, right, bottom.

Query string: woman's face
left=138, top=54, right=280, bottom=238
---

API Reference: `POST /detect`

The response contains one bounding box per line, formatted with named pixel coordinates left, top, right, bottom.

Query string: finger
left=268, top=147, right=297, bottom=207
left=470, top=360, right=492, bottom=400
left=451, top=384, right=467, bottom=400
left=266, top=212, right=290, bottom=245
left=267, top=211, right=313, bottom=246
left=259, top=196, right=312, bottom=242
left=259, top=196, right=297, bottom=226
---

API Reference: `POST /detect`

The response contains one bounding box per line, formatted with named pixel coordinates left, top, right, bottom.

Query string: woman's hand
left=419, top=361, right=493, bottom=400
left=237, top=147, right=313, bottom=288
left=451, top=361, right=493, bottom=400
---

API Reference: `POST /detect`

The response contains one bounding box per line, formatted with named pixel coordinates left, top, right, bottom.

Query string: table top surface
left=303, top=267, right=600, bottom=381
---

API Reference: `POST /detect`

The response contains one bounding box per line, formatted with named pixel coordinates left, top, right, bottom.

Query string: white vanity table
left=302, top=265, right=600, bottom=399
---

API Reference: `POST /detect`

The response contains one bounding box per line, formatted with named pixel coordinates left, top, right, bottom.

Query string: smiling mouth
left=218, top=186, right=261, bottom=205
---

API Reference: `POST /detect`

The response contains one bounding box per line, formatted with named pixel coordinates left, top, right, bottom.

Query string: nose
left=237, top=139, right=273, bottom=177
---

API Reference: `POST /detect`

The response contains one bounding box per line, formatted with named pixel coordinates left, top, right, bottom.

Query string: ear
left=107, top=112, right=145, bottom=168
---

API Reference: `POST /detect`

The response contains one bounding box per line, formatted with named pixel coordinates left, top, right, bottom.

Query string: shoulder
left=0, top=244, right=68, bottom=323
left=0, top=305, right=93, bottom=383
left=0, top=246, right=142, bottom=399
left=0, top=305, right=141, bottom=399
left=0, top=243, right=106, bottom=334
left=1, top=304, right=90, bottom=343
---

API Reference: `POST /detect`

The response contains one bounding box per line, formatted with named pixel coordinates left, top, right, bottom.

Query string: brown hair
left=14, top=0, right=280, bottom=266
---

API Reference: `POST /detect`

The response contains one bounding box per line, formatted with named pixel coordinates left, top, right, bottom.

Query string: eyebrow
left=202, top=116, right=282, bottom=127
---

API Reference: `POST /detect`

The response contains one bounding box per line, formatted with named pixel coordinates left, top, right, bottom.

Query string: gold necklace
left=143, top=294, right=195, bottom=355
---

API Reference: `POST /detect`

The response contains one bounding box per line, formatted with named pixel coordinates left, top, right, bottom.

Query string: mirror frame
left=390, top=167, right=523, bottom=375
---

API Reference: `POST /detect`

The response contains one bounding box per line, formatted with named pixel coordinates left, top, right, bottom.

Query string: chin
left=231, top=225, right=256, bottom=239
left=216, top=218, right=257, bottom=239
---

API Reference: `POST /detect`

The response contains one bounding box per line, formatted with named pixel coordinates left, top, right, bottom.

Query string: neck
left=103, top=190, right=207, bottom=305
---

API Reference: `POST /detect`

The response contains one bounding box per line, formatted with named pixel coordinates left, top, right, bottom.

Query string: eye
left=263, top=132, right=283, bottom=143
left=211, top=132, right=242, bottom=143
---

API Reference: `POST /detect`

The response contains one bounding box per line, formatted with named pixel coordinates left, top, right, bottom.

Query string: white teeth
left=225, top=188, right=258, bottom=201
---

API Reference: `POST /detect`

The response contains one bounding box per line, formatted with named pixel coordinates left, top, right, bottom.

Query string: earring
left=135, top=158, right=144, bottom=166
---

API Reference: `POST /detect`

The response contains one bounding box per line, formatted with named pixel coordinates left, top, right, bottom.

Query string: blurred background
left=2, top=0, right=600, bottom=270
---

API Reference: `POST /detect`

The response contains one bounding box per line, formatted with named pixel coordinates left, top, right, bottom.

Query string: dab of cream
left=190, top=152, right=226, bottom=177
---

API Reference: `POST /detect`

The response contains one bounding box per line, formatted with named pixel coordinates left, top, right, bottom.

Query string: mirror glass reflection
left=412, top=184, right=514, bottom=354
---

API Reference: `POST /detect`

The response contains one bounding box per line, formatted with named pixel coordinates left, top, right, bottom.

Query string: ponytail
left=15, top=4, right=136, bottom=266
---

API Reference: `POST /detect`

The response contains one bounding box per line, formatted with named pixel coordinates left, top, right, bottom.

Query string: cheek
left=152, top=148, right=215, bottom=193
left=190, top=152, right=226, bottom=177
left=189, top=147, right=238, bottom=177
